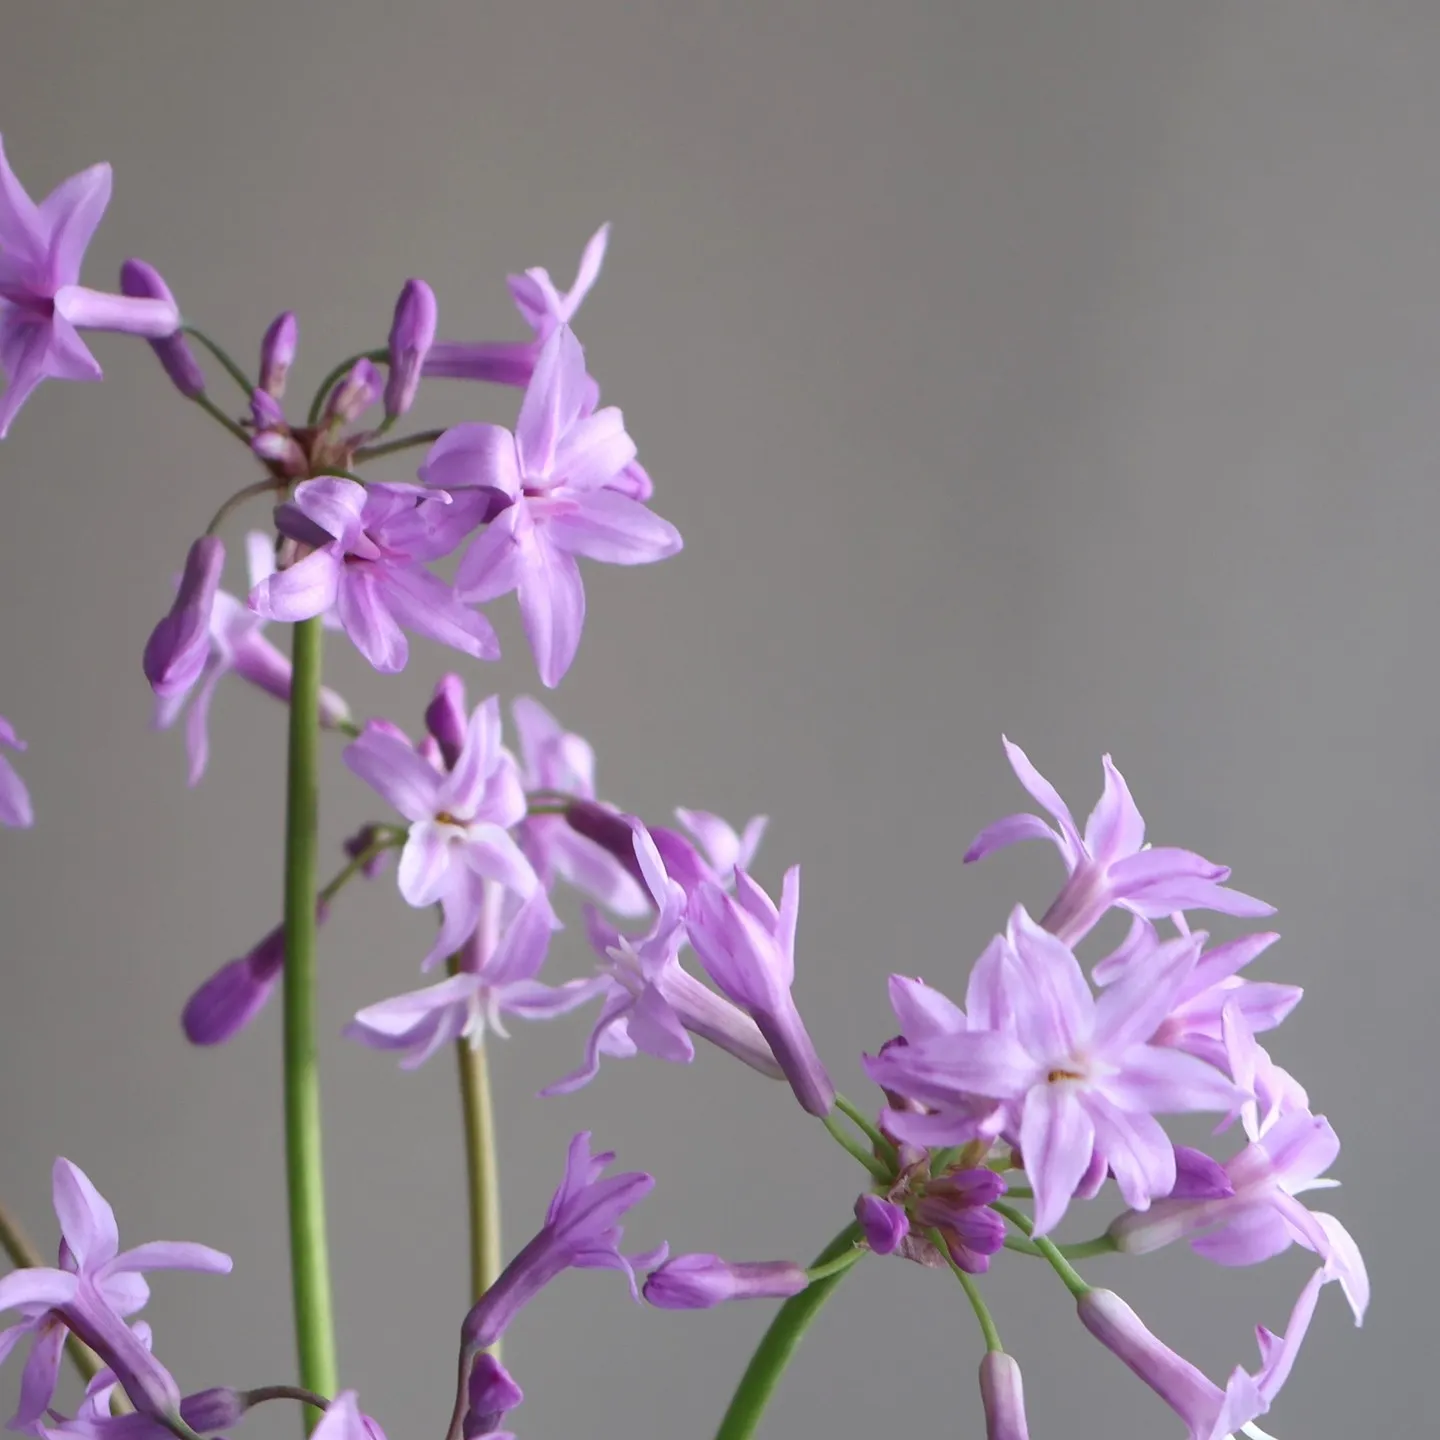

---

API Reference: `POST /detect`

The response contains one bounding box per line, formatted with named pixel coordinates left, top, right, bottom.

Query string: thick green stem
left=713, top=1224, right=863, bottom=1440
left=282, top=617, right=338, bottom=1425
left=448, top=967, right=502, bottom=1314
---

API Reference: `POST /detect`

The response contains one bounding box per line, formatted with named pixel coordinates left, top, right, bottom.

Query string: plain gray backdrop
left=0, top=2, right=1431, bottom=1435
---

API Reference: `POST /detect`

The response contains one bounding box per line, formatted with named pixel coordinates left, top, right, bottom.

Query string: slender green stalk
left=282, top=617, right=338, bottom=1426
left=928, top=1228, right=1003, bottom=1352
left=242, top=1387, right=331, bottom=1415
left=307, top=349, right=388, bottom=427
left=821, top=1112, right=892, bottom=1183
left=991, top=1200, right=1090, bottom=1297
left=181, top=325, right=254, bottom=395
left=713, top=1224, right=864, bottom=1440
left=191, top=392, right=251, bottom=445
left=0, top=1199, right=125, bottom=1406
left=833, top=1093, right=898, bottom=1169
left=1000, top=1229, right=1115, bottom=1260
left=352, top=429, right=446, bottom=464
left=206, top=477, right=284, bottom=536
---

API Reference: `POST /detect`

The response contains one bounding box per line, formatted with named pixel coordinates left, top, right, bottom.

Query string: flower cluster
left=0, top=133, right=1370, bottom=1440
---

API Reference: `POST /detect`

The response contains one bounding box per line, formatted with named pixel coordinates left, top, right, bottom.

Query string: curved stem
left=206, top=477, right=283, bottom=536
left=242, top=1387, right=331, bottom=1415
left=928, top=1228, right=1003, bottom=1353
left=1000, top=1228, right=1115, bottom=1261
left=821, top=1113, right=892, bottom=1183
left=713, top=1223, right=864, bottom=1440
left=833, top=1094, right=898, bottom=1169
left=282, top=617, right=338, bottom=1425
left=306, top=349, right=388, bottom=428
left=991, top=1200, right=1090, bottom=1298
left=182, top=326, right=254, bottom=396
left=352, top=429, right=445, bottom=464
left=191, top=392, right=251, bottom=445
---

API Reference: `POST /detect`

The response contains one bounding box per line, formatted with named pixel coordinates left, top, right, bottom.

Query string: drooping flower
left=425, top=325, right=681, bottom=687
left=686, top=865, right=835, bottom=1117
left=346, top=888, right=601, bottom=1068
left=978, top=1353, right=1032, bottom=1440
left=118, top=261, right=204, bottom=399
left=963, top=741, right=1274, bottom=947
left=250, top=477, right=499, bottom=673
left=1077, top=1268, right=1333, bottom=1440
left=343, top=699, right=541, bottom=969
left=1108, top=1104, right=1368, bottom=1323
left=154, top=533, right=352, bottom=785
left=642, top=1255, right=808, bottom=1310
left=0, top=1159, right=231, bottom=1431
left=510, top=695, right=648, bottom=915
left=459, top=1132, right=662, bottom=1352
left=384, top=278, right=437, bottom=419
left=543, top=819, right=782, bottom=1095
left=41, top=1350, right=242, bottom=1440
left=0, top=137, right=180, bottom=438
left=865, top=908, right=1241, bottom=1234
left=142, top=537, right=225, bottom=699
left=462, top=1354, right=523, bottom=1440
left=0, top=716, right=33, bottom=828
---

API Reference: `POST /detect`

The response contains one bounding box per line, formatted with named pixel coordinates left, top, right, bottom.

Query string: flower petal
left=52, top=1159, right=120, bottom=1269
left=343, top=725, right=439, bottom=823
left=515, top=535, right=586, bottom=688
left=545, top=489, right=681, bottom=566
left=1020, top=1084, right=1095, bottom=1235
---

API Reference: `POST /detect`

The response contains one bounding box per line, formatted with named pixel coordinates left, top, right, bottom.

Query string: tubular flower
left=0, top=716, right=33, bottom=827
left=963, top=740, right=1273, bottom=947
left=643, top=1255, right=808, bottom=1310
left=979, top=1353, right=1031, bottom=1440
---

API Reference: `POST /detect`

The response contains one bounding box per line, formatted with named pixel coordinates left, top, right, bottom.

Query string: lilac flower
left=258, top=312, right=298, bottom=397
left=250, top=477, right=499, bottom=673
left=643, top=1255, right=808, bottom=1310
left=0, top=1159, right=230, bottom=1430
left=142, top=537, right=225, bottom=699
left=426, top=326, right=681, bottom=686
left=119, top=261, right=204, bottom=399
left=544, top=820, right=782, bottom=1095
left=0, top=716, right=33, bottom=828
left=866, top=908, right=1241, bottom=1234
left=687, top=866, right=835, bottom=1117
left=1, top=137, right=180, bottom=438
left=1109, top=1105, right=1369, bottom=1323
left=978, top=1353, right=1031, bottom=1440
left=510, top=694, right=647, bottom=915
left=344, top=700, right=540, bottom=968
left=154, top=533, right=352, bottom=786
left=463, top=1354, right=523, bottom=1440
left=384, top=279, right=437, bottom=419
left=964, top=741, right=1274, bottom=947
left=42, top=1354, right=242, bottom=1440
left=321, top=359, right=382, bottom=428
left=1220, top=1002, right=1311, bottom=1144
left=423, top=225, right=609, bottom=387
left=672, top=807, right=768, bottom=882
left=854, top=1195, right=909, bottom=1255
left=346, top=889, right=601, bottom=1068
left=911, top=1169, right=1007, bottom=1273
left=459, top=1132, right=661, bottom=1352
left=1078, top=1268, right=1332, bottom=1440
left=311, top=1392, right=386, bottom=1440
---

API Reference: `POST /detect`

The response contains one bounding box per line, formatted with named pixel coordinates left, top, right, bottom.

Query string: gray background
left=0, top=2, right=1430, bottom=1434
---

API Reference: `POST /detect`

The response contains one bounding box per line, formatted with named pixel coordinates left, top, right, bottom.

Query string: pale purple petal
left=103, top=1242, right=232, bottom=1276
left=1108, top=848, right=1275, bottom=919
left=249, top=548, right=340, bottom=623
left=398, top=824, right=457, bottom=907
left=887, top=975, right=967, bottom=1041
left=0, top=1267, right=76, bottom=1313
left=52, top=1159, right=120, bottom=1269
left=1189, top=1204, right=1293, bottom=1267
left=1080, top=1093, right=1175, bottom=1212
left=440, top=696, right=503, bottom=817
left=1092, top=933, right=1202, bottom=1053
left=420, top=423, right=521, bottom=501
left=1001, top=738, right=1082, bottom=859
left=1082, top=755, right=1146, bottom=863
left=14, top=1321, right=66, bottom=1431
left=456, top=501, right=530, bottom=603
left=1102, top=1044, right=1241, bottom=1114
left=1309, top=1212, right=1368, bottom=1324
left=515, top=327, right=589, bottom=477
left=343, top=725, right=440, bottom=822
left=963, top=812, right=1063, bottom=864
left=1020, top=1084, right=1096, bottom=1235
left=379, top=564, right=499, bottom=662
left=39, top=162, right=111, bottom=284
left=544, top=489, right=682, bottom=565
left=516, top=535, right=586, bottom=688
left=483, top=891, right=557, bottom=986
left=1005, top=907, right=1094, bottom=1060
left=337, top=570, right=407, bottom=672
left=864, top=1031, right=1037, bottom=1103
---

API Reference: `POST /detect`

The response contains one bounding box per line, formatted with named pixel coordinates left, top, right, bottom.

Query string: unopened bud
left=259, top=312, right=299, bottom=398
left=120, top=259, right=204, bottom=397
left=385, top=278, right=438, bottom=418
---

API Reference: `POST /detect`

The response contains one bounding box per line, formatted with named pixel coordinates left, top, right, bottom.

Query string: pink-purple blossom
left=978, top=1353, right=1031, bottom=1440
left=119, top=260, right=204, bottom=399
left=0, top=716, right=33, bottom=828
left=384, top=278, right=437, bottom=419
left=142, top=536, right=225, bottom=699
left=643, top=1255, right=808, bottom=1310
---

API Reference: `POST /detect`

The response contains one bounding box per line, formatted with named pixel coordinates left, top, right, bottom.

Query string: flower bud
left=854, top=1194, right=908, bottom=1255
left=385, top=278, right=438, bottom=418
left=979, top=1353, right=1031, bottom=1440
left=259, top=312, right=299, bottom=398
left=643, top=1254, right=808, bottom=1310
left=180, top=1388, right=247, bottom=1432
left=462, top=1353, right=523, bottom=1439
left=425, top=673, right=468, bottom=769
left=564, top=799, right=648, bottom=891
left=1076, top=1288, right=1219, bottom=1420
left=143, top=536, right=224, bottom=698
left=322, top=358, right=382, bottom=426
left=120, top=259, right=205, bottom=397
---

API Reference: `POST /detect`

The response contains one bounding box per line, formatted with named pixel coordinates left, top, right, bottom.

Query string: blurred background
left=0, top=2, right=1432, bottom=1434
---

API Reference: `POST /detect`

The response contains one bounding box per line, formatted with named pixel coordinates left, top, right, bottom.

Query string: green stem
left=833, top=1094, right=898, bottom=1169
left=352, top=429, right=445, bottom=464
left=282, top=617, right=338, bottom=1426
left=1000, top=1229, right=1115, bottom=1260
left=802, top=1247, right=863, bottom=1284
left=713, top=1224, right=864, bottom=1440
left=821, top=1112, right=892, bottom=1183
left=206, top=477, right=284, bottom=536
left=927, top=1228, right=1003, bottom=1352
left=991, top=1201, right=1090, bottom=1298
left=306, top=349, right=388, bottom=427
left=182, top=325, right=254, bottom=396
left=191, top=392, right=251, bottom=445
left=0, top=1199, right=125, bottom=1407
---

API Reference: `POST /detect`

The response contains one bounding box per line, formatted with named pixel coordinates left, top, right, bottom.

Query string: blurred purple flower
left=0, top=716, right=33, bottom=828
left=384, top=279, right=437, bottom=419
left=463, top=1354, right=522, bottom=1440
left=854, top=1195, right=909, bottom=1255
left=258, top=312, right=298, bottom=398
left=142, top=536, right=225, bottom=699
left=643, top=1255, right=807, bottom=1310
left=912, top=1169, right=1007, bottom=1274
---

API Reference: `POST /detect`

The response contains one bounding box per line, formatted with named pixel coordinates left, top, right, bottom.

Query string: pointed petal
left=1001, top=737, right=1082, bottom=860
left=1081, top=1092, right=1175, bottom=1212
left=1309, top=1212, right=1368, bottom=1324
left=963, top=811, right=1064, bottom=864
left=398, top=824, right=457, bottom=907
left=1082, top=755, right=1146, bottom=862
left=1005, top=906, right=1094, bottom=1060
left=456, top=500, right=530, bottom=602
left=51, top=1159, right=120, bottom=1268
left=516, top=536, right=586, bottom=688
left=546, top=489, right=681, bottom=565
left=420, top=422, right=521, bottom=499
left=1189, top=1204, right=1294, bottom=1267
left=343, top=726, right=439, bottom=822
left=378, top=565, right=500, bottom=662
left=105, top=1241, right=232, bottom=1275
left=515, top=326, right=589, bottom=477
left=1021, top=1085, right=1096, bottom=1235
left=0, top=1268, right=76, bottom=1313
left=1093, top=933, right=1202, bottom=1053
left=484, top=891, right=557, bottom=985
left=1104, top=1044, right=1241, bottom=1115
left=249, top=549, right=340, bottom=623
left=888, top=975, right=968, bottom=1041
left=13, top=1321, right=66, bottom=1431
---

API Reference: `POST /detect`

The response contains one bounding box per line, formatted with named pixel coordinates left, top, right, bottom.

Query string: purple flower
left=40, top=1347, right=242, bottom=1440
left=142, top=537, right=225, bottom=699
left=258, top=312, right=298, bottom=398
left=1078, top=1268, right=1332, bottom=1440
left=687, top=866, right=835, bottom=1117
left=544, top=820, right=782, bottom=1096
left=672, top=808, right=768, bottom=882
left=250, top=477, right=499, bottom=673
left=460, top=1132, right=661, bottom=1352
left=0, top=716, right=33, bottom=828
left=978, top=1353, right=1031, bottom=1440
left=119, top=261, right=204, bottom=398
left=344, top=700, right=540, bottom=969
left=427, top=326, right=682, bottom=687
left=0, top=137, right=180, bottom=438
left=154, top=533, right=352, bottom=786
left=346, top=889, right=601, bottom=1068
left=911, top=1169, right=1007, bottom=1273
left=311, top=1392, right=386, bottom=1440
left=964, top=741, right=1274, bottom=947
left=511, top=695, right=648, bottom=915
left=509, top=224, right=610, bottom=345
left=384, top=279, right=437, bottom=419
left=854, top=1195, right=909, bottom=1255
left=0, top=1159, right=230, bottom=1431
left=643, top=1255, right=808, bottom=1310
left=865, top=907, right=1241, bottom=1234
left=1109, top=1105, right=1369, bottom=1323
left=320, top=359, right=382, bottom=428
left=463, top=1354, right=523, bottom=1440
